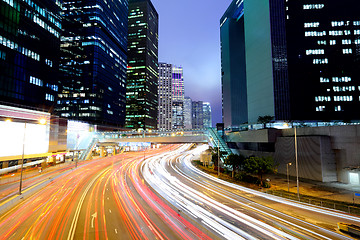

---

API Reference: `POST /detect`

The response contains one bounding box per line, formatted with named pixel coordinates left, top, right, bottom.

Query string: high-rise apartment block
left=126, top=0, right=158, bottom=130
left=158, top=63, right=172, bottom=130
left=192, top=101, right=204, bottom=129
left=183, top=96, right=192, bottom=129
left=191, top=101, right=212, bottom=129
left=157, top=63, right=184, bottom=130
left=57, top=0, right=129, bottom=126
left=0, top=0, right=61, bottom=111
left=221, top=0, right=360, bottom=127
left=203, top=102, right=212, bottom=128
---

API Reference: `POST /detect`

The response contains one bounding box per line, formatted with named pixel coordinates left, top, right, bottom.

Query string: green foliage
left=225, top=153, right=245, bottom=173
left=244, top=156, right=277, bottom=185
left=234, top=172, right=259, bottom=184
left=257, top=115, right=274, bottom=128
left=210, top=147, right=227, bottom=167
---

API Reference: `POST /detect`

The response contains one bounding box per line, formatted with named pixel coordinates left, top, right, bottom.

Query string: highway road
left=143, top=144, right=360, bottom=239
left=1, top=143, right=360, bottom=239
left=0, top=145, right=210, bottom=240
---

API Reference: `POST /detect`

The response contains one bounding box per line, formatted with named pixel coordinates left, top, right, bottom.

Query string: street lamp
left=19, top=118, right=47, bottom=195
left=287, top=162, right=292, bottom=192
left=209, top=137, right=220, bottom=177
left=284, top=122, right=300, bottom=200
left=294, top=125, right=300, bottom=201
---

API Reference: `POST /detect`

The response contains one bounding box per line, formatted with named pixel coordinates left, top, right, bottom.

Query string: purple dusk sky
left=151, top=0, right=233, bottom=126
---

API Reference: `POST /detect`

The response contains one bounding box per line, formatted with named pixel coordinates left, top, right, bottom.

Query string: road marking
left=91, top=212, right=97, bottom=228
left=67, top=170, right=108, bottom=240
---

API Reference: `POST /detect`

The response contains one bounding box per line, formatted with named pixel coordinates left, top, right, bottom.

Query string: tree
left=257, top=115, right=274, bottom=129
left=244, top=156, right=277, bottom=186
left=209, top=147, right=227, bottom=170
left=225, top=153, right=245, bottom=178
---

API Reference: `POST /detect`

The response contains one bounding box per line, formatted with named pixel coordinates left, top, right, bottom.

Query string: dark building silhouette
left=0, top=0, right=61, bottom=111
left=126, top=0, right=158, bottom=130
left=56, top=0, right=129, bottom=126
left=222, top=0, right=360, bottom=126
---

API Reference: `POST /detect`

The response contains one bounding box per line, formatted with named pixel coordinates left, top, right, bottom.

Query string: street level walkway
left=266, top=173, right=360, bottom=205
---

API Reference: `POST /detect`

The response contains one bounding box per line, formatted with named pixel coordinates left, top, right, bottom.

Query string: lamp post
left=217, top=139, right=220, bottom=177
left=287, top=162, right=292, bottom=192
left=284, top=123, right=300, bottom=200
left=19, top=118, right=47, bottom=195
left=294, top=125, right=300, bottom=201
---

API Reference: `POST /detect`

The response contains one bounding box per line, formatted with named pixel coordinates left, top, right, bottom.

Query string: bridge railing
left=207, top=128, right=232, bottom=163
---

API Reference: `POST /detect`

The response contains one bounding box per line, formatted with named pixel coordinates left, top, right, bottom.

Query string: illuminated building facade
left=220, top=0, right=248, bottom=128
left=126, top=0, right=158, bottom=130
left=192, top=101, right=204, bottom=129
left=183, top=96, right=192, bottom=129
left=158, top=63, right=172, bottom=130
left=56, top=0, right=128, bottom=126
left=157, top=62, right=185, bottom=130
left=223, top=0, right=360, bottom=125
left=0, top=0, right=61, bottom=111
left=203, top=102, right=212, bottom=128
left=286, top=1, right=360, bottom=121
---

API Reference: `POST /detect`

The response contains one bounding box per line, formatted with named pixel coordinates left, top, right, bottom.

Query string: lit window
left=343, top=48, right=353, bottom=54
left=331, top=21, right=344, bottom=27
left=313, top=58, right=328, bottom=64
left=303, top=4, right=324, bottom=10
left=316, top=106, right=325, bottom=112
left=320, top=77, right=330, bottom=83
left=335, top=106, right=342, bottom=111
left=342, top=39, right=352, bottom=45
left=306, top=49, right=324, bottom=55
left=330, top=40, right=336, bottom=45
left=304, top=22, right=320, bottom=28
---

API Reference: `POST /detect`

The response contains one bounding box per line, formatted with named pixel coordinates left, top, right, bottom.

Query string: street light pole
left=295, top=125, right=300, bottom=201
left=19, top=122, right=27, bottom=195
left=287, top=162, right=292, bottom=192
left=217, top=139, right=220, bottom=177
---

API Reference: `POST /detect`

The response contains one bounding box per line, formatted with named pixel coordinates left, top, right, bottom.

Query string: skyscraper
left=220, top=0, right=248, bottom=128
left=183, top=96, right=192, bottom=129
left=192, top=101, right=204, bottom=129
left=57, top=0, right=129, bottom=126
left=158, top=63, right=172, bottom=130
left=203, top=102, right=212, bottom=128
left=222, top=0, right=360, bottom=125
left=0, top=0, right=61, bottom=111
left=286, top=1, right=360, bottom=121
left=126, top=0, right=158, bottom=130
left=157, top=62, right=184, bottom=130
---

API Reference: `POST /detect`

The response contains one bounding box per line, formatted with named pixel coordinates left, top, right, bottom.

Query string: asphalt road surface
left=1, top=144, right=360, bottom=239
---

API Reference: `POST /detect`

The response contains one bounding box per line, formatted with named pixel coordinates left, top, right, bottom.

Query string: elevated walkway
left=207, top=128, right=232, bottom=163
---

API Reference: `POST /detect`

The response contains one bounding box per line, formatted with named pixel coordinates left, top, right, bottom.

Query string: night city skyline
left=2, top=1, right=360, bottom=239
left=151, top=0, right=232, bottom=126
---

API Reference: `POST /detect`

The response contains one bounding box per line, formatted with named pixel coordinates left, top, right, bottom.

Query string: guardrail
left=0, top=159, right=45, bottom=175
left=266, top=189, right=360, bottom=216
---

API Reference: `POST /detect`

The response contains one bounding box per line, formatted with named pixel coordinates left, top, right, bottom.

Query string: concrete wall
left=283, top=126, right=360, bottom=183
left=227, top=125, right=360, bottom=184
left=275, top=136, right=337, bottom=182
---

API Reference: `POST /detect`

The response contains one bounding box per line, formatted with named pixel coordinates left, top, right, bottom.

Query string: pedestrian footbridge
left=82, top=128, right=233, bottom=162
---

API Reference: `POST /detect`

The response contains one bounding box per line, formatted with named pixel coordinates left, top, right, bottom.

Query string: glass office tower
left=286, top=0, right=360, bottom=121
left=222, top=0, right=360, bottom=124
left=220, top=0, right=248, bottom=128
left=0, top=0, right=61, bottom=111
left=57, top=0, right=128, bottom=126
left=126, top=0, right=158, bottom=130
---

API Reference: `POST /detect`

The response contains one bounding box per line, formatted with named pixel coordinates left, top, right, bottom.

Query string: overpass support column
left=2, top=161, right=8, bottom=169
left=100, top=147, right=106, bottom=157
